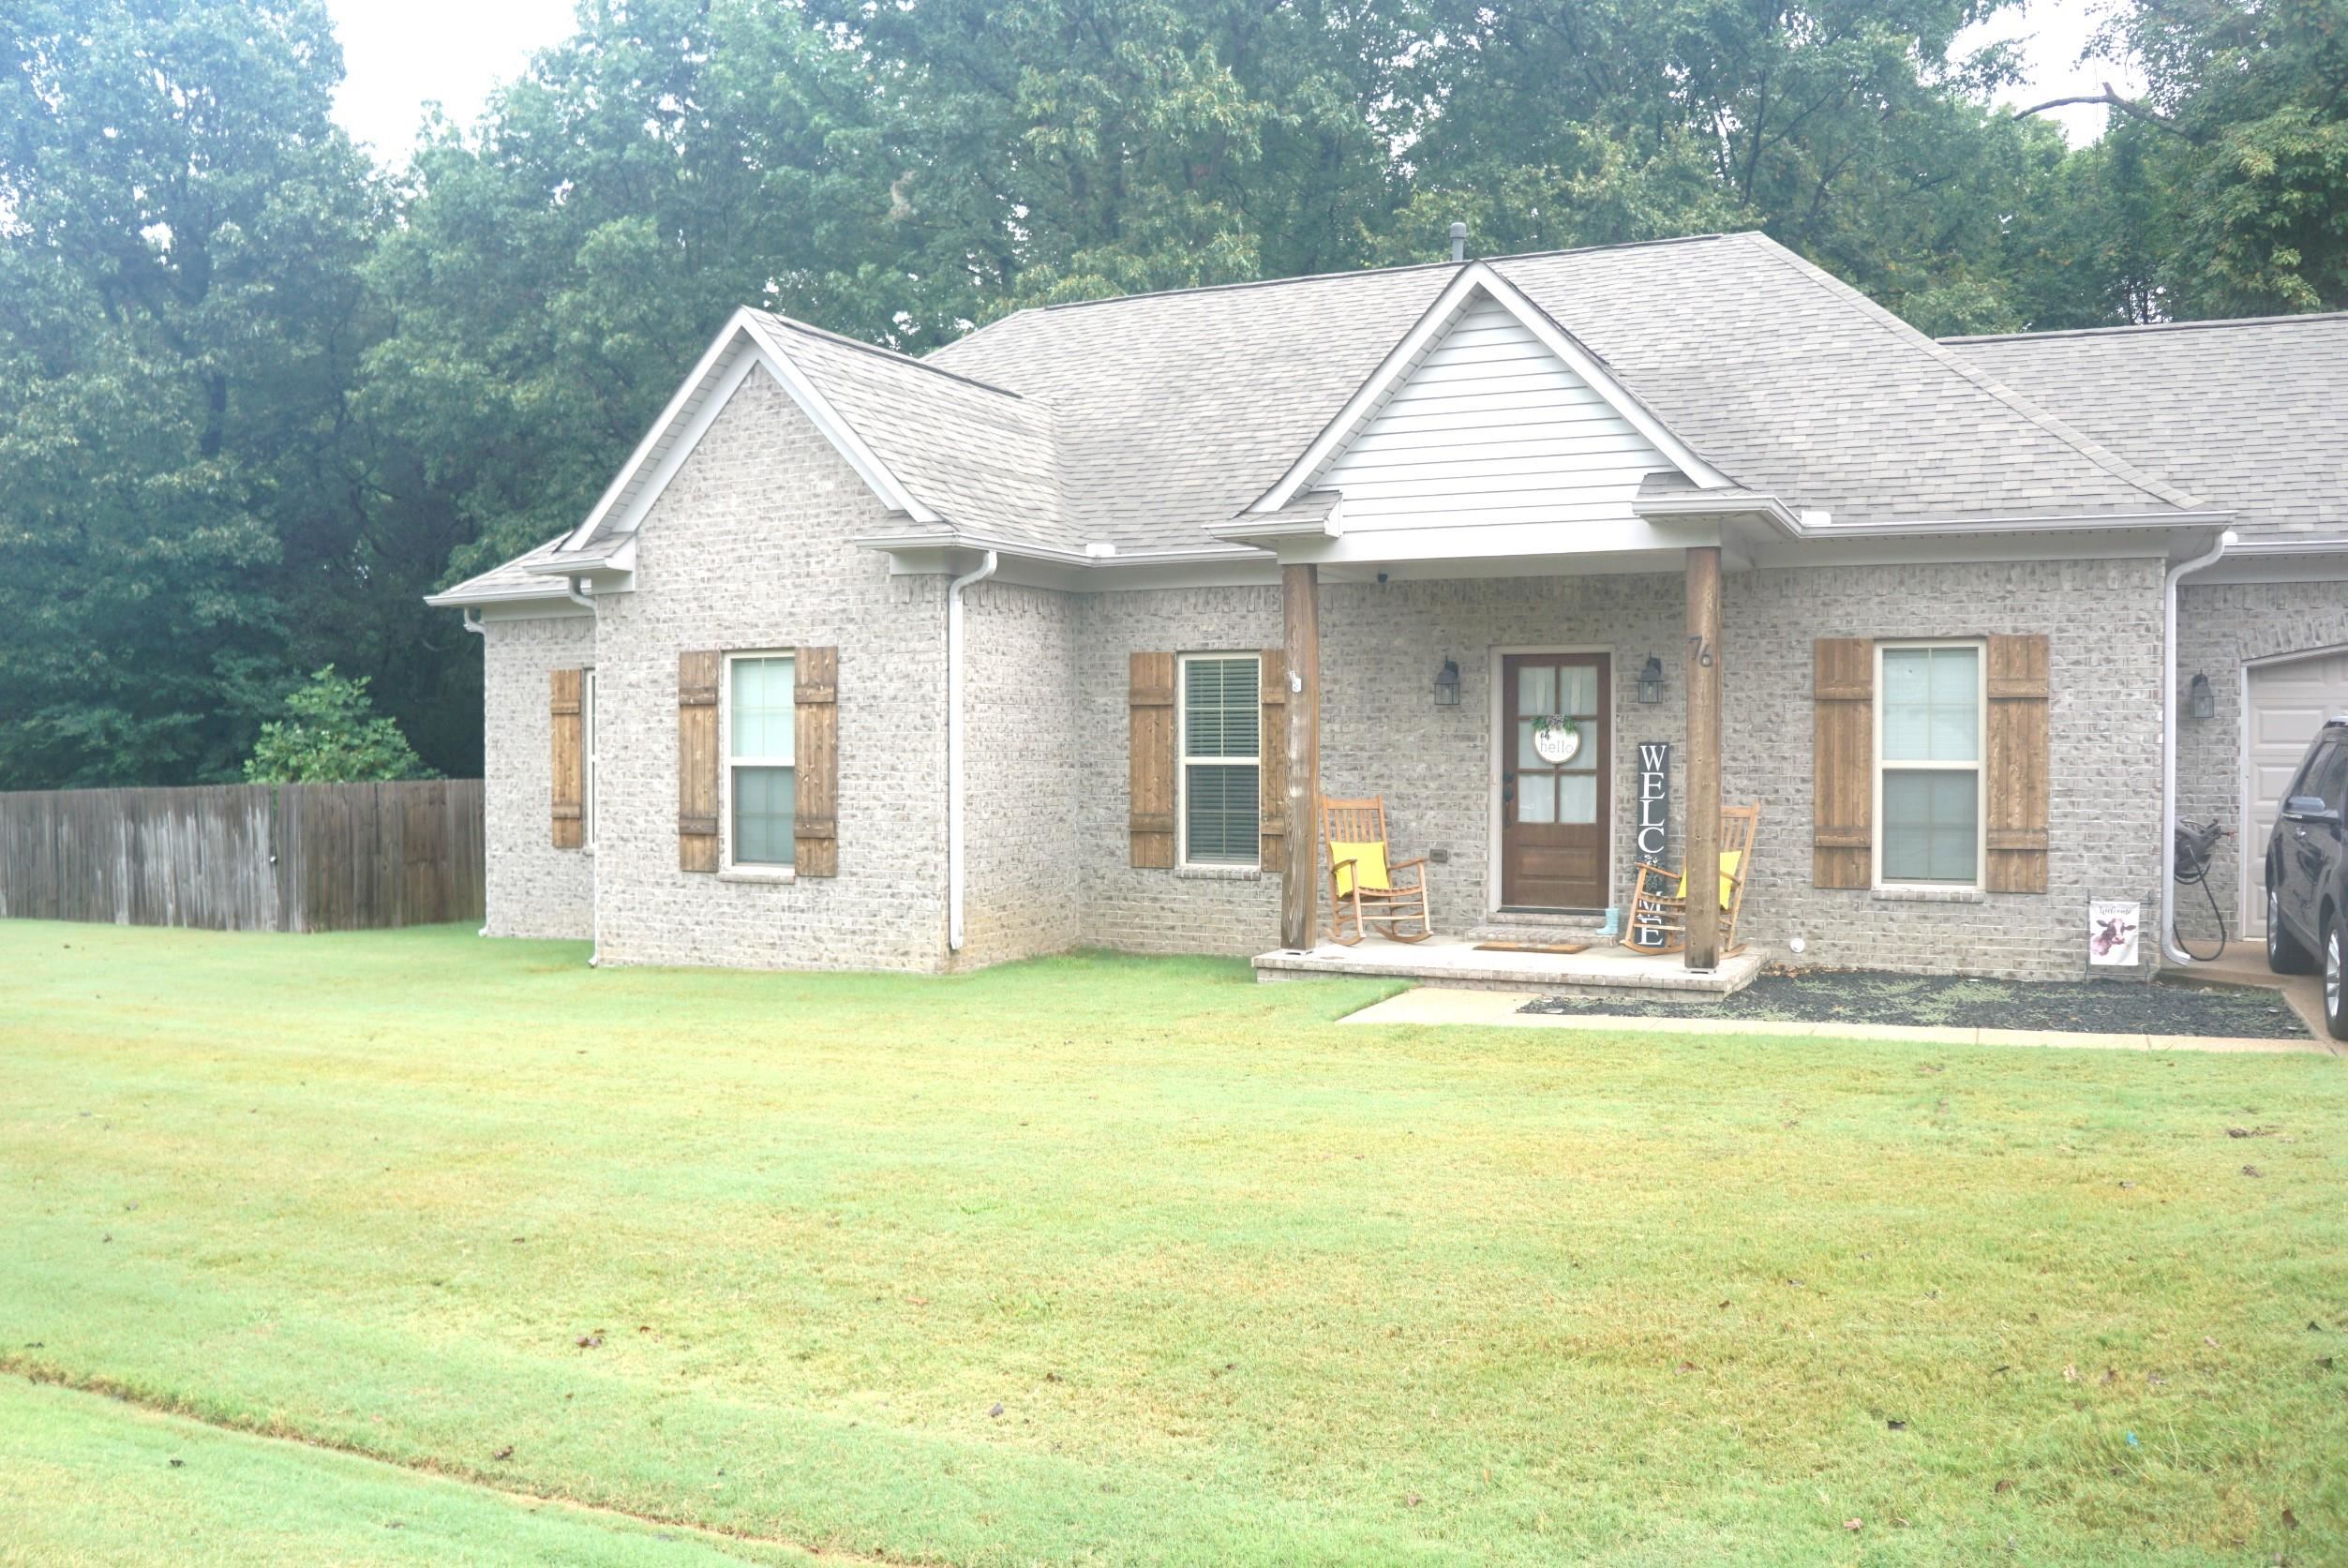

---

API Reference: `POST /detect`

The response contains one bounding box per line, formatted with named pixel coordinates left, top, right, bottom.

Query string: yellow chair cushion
left=1331, top=841, right=1390, bottom=897
left=1674, top=850, right=1742, bottom=907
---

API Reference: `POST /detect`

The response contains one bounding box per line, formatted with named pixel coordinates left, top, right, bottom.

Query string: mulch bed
left=1518, top=969, right=2311, bottom=1038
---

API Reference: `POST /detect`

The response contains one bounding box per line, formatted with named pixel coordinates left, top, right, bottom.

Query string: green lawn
left=3, top=922, right=2343, bottom=1565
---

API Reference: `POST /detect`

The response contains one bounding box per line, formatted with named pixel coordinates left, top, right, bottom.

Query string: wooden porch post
left=1683, top=545, right=1724, bottom=970
left=1281, top=563, right=1322, bottom=950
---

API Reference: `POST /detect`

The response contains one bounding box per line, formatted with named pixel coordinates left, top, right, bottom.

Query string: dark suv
left=2266, top=714, right=2348, bottom=1039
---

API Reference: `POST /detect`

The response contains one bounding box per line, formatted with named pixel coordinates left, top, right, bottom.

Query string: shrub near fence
left=0, top=780, right=485, bottom=933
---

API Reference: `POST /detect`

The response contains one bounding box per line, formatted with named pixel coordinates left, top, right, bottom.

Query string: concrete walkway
left=1254, top=932, right=1766, bottom=995
left=2160, top=948, right=2329, bottom=1039
left=1341, top=986, right=2339, bottom=1055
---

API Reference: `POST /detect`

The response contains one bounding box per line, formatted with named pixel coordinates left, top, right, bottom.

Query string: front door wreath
left=1531, top=713, right=1582, bottom=765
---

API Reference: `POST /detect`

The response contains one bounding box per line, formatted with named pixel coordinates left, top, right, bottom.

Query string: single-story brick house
left=427, top=231, right=2348, bottom=983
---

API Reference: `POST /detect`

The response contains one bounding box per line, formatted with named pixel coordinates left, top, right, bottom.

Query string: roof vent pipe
left=1449, top=222, right=1467, bottom=263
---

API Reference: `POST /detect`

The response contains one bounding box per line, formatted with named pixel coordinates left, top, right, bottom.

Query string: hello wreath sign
left=1531, top=714, right=1583, bottom=765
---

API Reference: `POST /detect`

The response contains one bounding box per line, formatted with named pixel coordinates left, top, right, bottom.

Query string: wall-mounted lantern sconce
left=2187, top=672, right=2215, bottom=721
left=1637, top=654, right=1666, bottom=705
left=1433, top=657, right=1461, bottom=707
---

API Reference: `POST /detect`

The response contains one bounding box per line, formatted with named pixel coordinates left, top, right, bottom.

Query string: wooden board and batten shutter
left=1129, top=651, right=1176, bottom=868
left=549, top=668, right=585, bottom=849
left=794, top=646, right=839, bottom=876
left=678, top=650, right=721, bottom=873
left=1812, top=638, right=1873, bottom=889
left=1259, top=649, right=1288, bottom=874
left=1984, top=633, right=2051, bottom=893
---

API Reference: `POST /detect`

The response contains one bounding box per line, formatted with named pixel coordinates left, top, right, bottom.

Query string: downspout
left=946, top=549, right=999, bottom=953
left=462, top=611, right=490, bottom=938
left=2161, top=528, right=2236, bottom=965
left=565, top=576, right=603, bottom=967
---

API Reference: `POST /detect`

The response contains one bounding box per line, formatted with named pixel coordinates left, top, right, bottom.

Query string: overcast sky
left=323, top=0, right=2143, bottom=164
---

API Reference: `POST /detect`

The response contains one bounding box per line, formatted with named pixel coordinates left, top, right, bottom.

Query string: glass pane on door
left=1517, top=663, right=1557, bottom=717
left=1558, top=773, right=1597, bottom=824
left=1559, top=663, right=1597, bottom=716
left=1518, top=772, right=1557, bottom=824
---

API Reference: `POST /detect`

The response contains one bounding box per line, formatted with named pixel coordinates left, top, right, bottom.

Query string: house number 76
left=1686, top=635, right=1714, bottom=668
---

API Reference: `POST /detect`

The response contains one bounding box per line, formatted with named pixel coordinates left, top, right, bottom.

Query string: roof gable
left=934, top=232, right=2212, bottom=547
left=1252, top=262, right=1733, bottom=516
left=549, top=308, right=1070, bottom=568
left=559, top=310, right=935, bottom=560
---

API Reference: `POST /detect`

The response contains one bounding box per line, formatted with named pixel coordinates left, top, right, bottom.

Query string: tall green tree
left=7, top=0, right=2336, bottom=797
left=0, top=0, right=380, bottom=786
left=1384, top=0, right=2050, bottom=318
left=2085, top=0, right=2348, bottom=316
left=361, top=0, right=905, bottom=582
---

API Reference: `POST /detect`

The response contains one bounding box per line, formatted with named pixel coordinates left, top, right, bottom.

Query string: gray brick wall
left=957, top=579, right=1083, bottom=965
left=1727, top=560, right=2166, bottom=981
left=480, top=611, right=596, bottom=939
left=1074, top=586, right=1287, bottom=954
left=1069, top=560, right=2167, bottom=980
left=2175, top=577, right=2348, bottom=933
left=586, top=370, right=954, bottom=972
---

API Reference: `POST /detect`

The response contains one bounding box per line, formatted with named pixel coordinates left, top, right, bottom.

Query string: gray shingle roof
left=424, top=536, right=576, bottom=607
left=452, top=231, right=2301, bottom=605
left=929, top=231, right=2203, bottom=547
left=1946, top=313, right=2348, bottom=535
left=743, top=312, right=1076, bottom=552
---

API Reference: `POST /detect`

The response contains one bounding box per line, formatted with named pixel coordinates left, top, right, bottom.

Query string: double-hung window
left=1876, top=641, right=1984, bottom=887
left=725, top=652, right=795, bottom=869
left=1178, top=653, right=1261, bottom=868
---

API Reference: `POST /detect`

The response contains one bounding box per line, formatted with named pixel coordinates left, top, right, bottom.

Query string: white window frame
left=582, top=667, right=597, bottom=851
left=1175, top=651, right=1263, bottom=871
left=720, top=650, right=796, bottom=874
left=1872, top=639, right=1987, bottom=892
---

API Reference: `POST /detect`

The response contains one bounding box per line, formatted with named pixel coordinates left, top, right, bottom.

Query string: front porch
left=1253, top=930, right=1766, bottom=995
left=1262, top=544, right=1737, bottom=981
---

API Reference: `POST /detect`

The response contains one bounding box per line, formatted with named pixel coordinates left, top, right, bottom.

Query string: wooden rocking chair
left=1322, top=796, right=1434, bottom=946
left=1621, top=802, right=1762, bottom=957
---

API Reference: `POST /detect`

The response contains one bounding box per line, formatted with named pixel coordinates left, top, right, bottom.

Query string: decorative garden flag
left=2088, top=901, right=2141, bottom=966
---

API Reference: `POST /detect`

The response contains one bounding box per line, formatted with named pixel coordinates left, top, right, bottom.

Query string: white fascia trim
left=2220, top=533, right=2348, bottom=556
left=852, top=530, right=1265, bottom=570
left=1633, top=491, right=1802, bottom=534
left=423, top=595, right=593, bottom=621
left=1793, top=509, right=2236, bottom=539
left=422, top=586, right=570, bottom=608
left=557, top=310, right=938, bottom=557
left=1208, top=498, right=1346, bottom=545
left=1248, top=262, right=1736, bottom=515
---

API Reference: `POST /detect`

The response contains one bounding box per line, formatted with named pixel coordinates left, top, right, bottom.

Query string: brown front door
left=1502, top=652, right=1610, bottom=910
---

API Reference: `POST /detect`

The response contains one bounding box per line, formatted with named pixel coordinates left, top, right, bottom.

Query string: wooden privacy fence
left=0, top=780, right=485, bottom=933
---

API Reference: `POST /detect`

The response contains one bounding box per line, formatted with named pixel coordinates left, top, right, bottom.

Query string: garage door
left=2243, top=649, right=2348, bottom=932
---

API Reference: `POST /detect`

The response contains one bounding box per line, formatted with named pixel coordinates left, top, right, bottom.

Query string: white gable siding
left=1319, top=296, right=1676, bottom=532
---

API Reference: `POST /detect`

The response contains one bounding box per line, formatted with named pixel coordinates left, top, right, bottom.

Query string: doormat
left=1474, top=940, right=1592, bottom=955
left=1518, top=970, right=2311, bottom=1039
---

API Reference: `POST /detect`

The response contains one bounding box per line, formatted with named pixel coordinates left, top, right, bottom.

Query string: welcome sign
left=1635, top=742, right=1670, bottom=863
left=1630, top=742, right=1670, bottom=948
